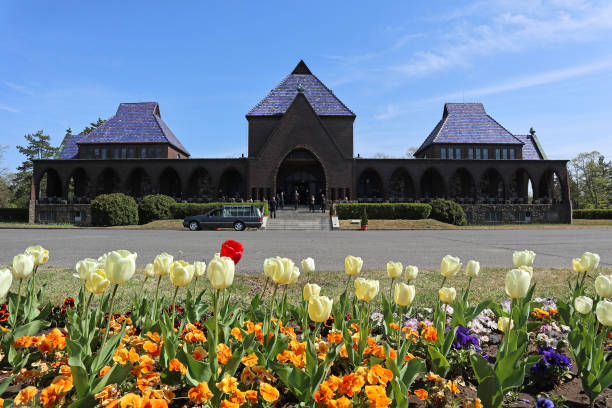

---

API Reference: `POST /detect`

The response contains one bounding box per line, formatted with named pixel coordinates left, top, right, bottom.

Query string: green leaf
left=178, top=344, right=211, bottom=386
left=428, top=345, right=450, bottom=377
left=469, top=352, right=495, bottom=384
left=0, top=374, right=15, bottom=396
left=477, top=375, right=503, bottom=408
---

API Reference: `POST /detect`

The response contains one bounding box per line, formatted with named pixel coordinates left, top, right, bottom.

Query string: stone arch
left=388, top=168, right=415, bottom=201
left=357, top=168, right=384, bottom=201
left=510, top=168, right=535, bottom=204
left=539, top=169, right=564, bottom=204
left=480, top=168, right=505, bottom=202
left=187, top=167, right=213, bottom=200
left=420, top=168, right=446, bottom=199
left=275, top=148, right=326, bottom=204
left=159, top=167, right=182, bottom=199
left=96, top=168, right=121, bottom=196
left=37, top=168, right=63, bottom=201
left=126, top=168, right=153, bottom=198
left=219, top=168, right=245, bottom=201
left=449, top=168, right=475, bottom=202
left=67, top=168, right=89, bottom=202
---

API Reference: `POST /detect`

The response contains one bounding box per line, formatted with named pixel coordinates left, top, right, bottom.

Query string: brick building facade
left=32, top=61, right=571, bottom=224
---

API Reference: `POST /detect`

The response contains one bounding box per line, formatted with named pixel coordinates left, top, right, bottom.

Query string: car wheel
left=189, top=221, right=200, bottom=231
left=233, top=221, right=245, bottom=231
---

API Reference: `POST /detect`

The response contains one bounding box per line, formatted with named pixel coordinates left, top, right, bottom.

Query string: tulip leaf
left=178, top=344, right=211, bottom=386
left=477, top=375, right=503, bottom=408
left=401, top=357, right=426, bottom=388
left=427, top=346, right=450, bottom=377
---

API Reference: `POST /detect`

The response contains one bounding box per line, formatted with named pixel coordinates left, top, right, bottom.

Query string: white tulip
left=404, top=265, right=419, bottom=281
left=75, top=258, right=99, bottom=281
left=574, top=296, right=593, bottom=314
left=303, top=283, right=321, bottom=301
left=193, top=261, right=206, bottom=278
left=153, top=253, right=174, bottom=277
left=301, top=258, right=315, bottom=274
left=25, top=245, right=49, bottom=266
left=345, top=255, right=363, bottom=276
left=394, top=283, right=415, bottom=306
left=440, top=255, right=462, bottom=278
left=505, top=268, right=531, bottom=299
left=143, top=263, right=155, bottom=278
left=465, top=260, right=480, bottom=278
left=596, top=300, right=612, bottom=326
left=513, top=250, right=535, bottom=268
left=105, top=250, right=137, bottom=285
left=12, top=253, right=35, bottom=279
left=207, top=254, right=235, bottom=289
left=386, top=261, right=403, bottom=279
left=595, top=275, right=612, bottom=298
left=0, top=269, right=12, bottom=300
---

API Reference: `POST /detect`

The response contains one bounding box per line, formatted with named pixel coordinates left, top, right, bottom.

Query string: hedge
left=429, top=198, right=467, bottom=226
left=573, top=209, right=612, bottom=219
left=0, top=208, right=28, bottom=222
left=171, top=202, right=268, bottom=219
left=138, top=195, right=176, bottom=224
left=336, top=203, right=431, bottom=220
left=91, top=193, right=139, bottom=226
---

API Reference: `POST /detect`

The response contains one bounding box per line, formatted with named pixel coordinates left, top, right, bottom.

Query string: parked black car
left=183, top=205, right=263, bottom=231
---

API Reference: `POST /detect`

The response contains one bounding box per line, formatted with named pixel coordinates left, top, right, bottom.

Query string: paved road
left=1, top=228, right=611, bottom=272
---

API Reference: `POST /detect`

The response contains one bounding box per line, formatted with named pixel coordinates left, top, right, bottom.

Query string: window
left=100, top=148, right=107, bottom=159
left=128, top=147, right=135, bottom=158
left=441, top=148, right=446, bottom=159
left=475, top=148, right=481, bottom=160
left=496, top=149, right=501, bottom=160
left=448, top=148, right=454, bottom=159
left=141, top=147, right=147, bottom=158
left=456, top=148, right=461, bottom=159
left=502, top=149, right=507, bottom=159
left=483, top=149, right=488, bottom=159
left=468, top=148, right=473, bottom=159
left=510, top=149, right=515, bottom=159
left=121, top=147, right=127, bottom=158
left=94, top=148, right=100, bottom=159
left=156, top=147, right=162, bottom=158
left=113, top=148, right=119, bottom=159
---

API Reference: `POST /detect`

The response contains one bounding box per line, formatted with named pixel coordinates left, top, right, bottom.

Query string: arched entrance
left=219, top=168, right=245, bottom=201
left=159, top=168, right=181, bottom=199
left=126, top=168, right=152, bottom=198
left=276, top=149, right=326, bottom=205
left=357, top=169, right=384, bottom=202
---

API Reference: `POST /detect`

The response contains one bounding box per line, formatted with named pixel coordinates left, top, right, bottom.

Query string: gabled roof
left=75, top=102, right=189, bottom=156
left=415, top=103, right=523, bottom=155
left=246, top=60, right=355, bottom=117
left=515, top=134, right=547, bottom=160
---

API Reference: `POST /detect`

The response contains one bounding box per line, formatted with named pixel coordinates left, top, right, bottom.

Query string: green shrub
left=336, top=203, right=431, bottom=220
left=361, top=207, right=368, bottom=226
left=171, top=202, right=266, bottom=219
left=91, top=193, right=138, bottom=226
left=573, top=209, right=612, bottom=219
left=138, top=195, right=176, bottom=224
left=0, top=208, right=28, bottom=222
left=429, top=198, right=467, bottom=226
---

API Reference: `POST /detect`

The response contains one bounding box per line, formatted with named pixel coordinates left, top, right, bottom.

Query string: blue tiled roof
left=416, top=103, right=523, bottom=154
left=247, top=60, right=355, bottom=117
left=76, top=102, right=189, bottom=156
left=57, top=133, right=83, bottom=159
left=515, top=134, right=546, bottom=160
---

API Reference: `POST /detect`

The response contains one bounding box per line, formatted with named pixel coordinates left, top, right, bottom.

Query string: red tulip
left=221, top=240, right=243, bottom=265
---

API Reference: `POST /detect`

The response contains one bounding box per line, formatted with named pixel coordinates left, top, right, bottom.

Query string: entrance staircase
left=265, top=207, right=331, bottom=231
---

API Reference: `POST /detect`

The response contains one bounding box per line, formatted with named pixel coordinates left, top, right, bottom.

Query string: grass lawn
left=10, top=265, right=609, bottom=313
left=340, top=218, right=612, bottom=230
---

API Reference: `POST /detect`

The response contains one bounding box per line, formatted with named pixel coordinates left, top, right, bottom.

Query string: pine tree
left=11, top=130, right=58, bottom=206
left=81, top=118, right=105, bottom=135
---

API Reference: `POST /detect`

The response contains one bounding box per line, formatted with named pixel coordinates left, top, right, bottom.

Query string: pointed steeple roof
left=247, top=60, right=355, bottom=117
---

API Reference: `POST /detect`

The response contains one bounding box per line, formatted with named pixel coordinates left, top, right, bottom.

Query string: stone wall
left=35, top=204, right=92, bottom=225
left=461, top=204, right=570, bottom=224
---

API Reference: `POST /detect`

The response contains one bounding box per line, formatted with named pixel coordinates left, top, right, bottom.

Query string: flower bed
left=0, top=244, right=611, bottom=407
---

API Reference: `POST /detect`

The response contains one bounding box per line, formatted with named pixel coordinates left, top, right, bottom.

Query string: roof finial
left=296, top=83, right=305, bottom=93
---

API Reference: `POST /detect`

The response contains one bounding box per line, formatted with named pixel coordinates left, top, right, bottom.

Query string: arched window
left=357, top=169, right=384, bottom=201
left=420, top=168, right=445, bottom=199
left=388, top=168, right=415, bottom=201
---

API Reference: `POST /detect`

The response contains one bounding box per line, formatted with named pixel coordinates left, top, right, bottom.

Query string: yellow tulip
left=75, top=258, right=99, bottom=280
left=405, top=265, right=419, bottom=281
left=354, top=278, right=379, bottom=302
left=513, top=250, right=535, bottom=268
left=25, top=245, right=49, bottom=266
left=574, top=296, right=593, bottom=314
left=264, top=257, right=284, bottom=279
left=301, top=258, right=315, bottom=274
left=303, top=283, right=321, bottom=301
left=505, top=268, right=531, bottom=299
left=170, top=261, right=195, bottom=287
left=594, top=275, right=612, bottom=298
left=497, top=317, right=513, bottom=333
left=105, top=250, right=137, bottom=285
left=440, top=255, right=462, bottom=278
left=596, top=300, right=612, bottom=326
left=386, top=261, right=403, bottom=279
left=85, top=269, right=110, bottom=294
left=287, top=266, right=300, bottom=285
left=154, top=253, right=174, bottom=276
left=0, top=269, right=12, bottom=300
left=345, top=255, right=363, bottom=276
left=394, top=283, right=415, bottom=306
left=574, top=252, right=600, bottom=273
left=439, top=287, right=457, bottom=303
left=207, top=254, right=234, bottom=289
left=308, top=295, right=333, bottom=322
left=465, top=260, right=480, bottom=277
left=12, top=253, right=35, bottom=279
left=143, top=263, right=155, bottom=279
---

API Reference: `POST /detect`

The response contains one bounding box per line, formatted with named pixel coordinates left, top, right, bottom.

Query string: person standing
left=294, top=189, right=299, bottom=210
left=320, top=194, right=327, bottom=213
left=309, top=195, right=315, bottom=213
left=279, top=191, right=284, bottom=210
left=269, top=196, right=277, bottom=218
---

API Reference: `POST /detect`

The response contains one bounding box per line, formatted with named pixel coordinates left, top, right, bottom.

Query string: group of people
left=268, top=190, right=327, bottom=218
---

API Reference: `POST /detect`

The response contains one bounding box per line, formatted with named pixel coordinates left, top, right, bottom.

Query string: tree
left=373, top=152, right=391, bottom=158
left=80, top=118, right=105, bottom=135
left=405, top=147, right=418, bottom=158
left=0, top=145, right=13, bottom=207
left=11, top=130, right=58, bottom=206
left=569, top=151, right=611, bottom=209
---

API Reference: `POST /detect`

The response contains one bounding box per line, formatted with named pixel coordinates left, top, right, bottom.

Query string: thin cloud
left=376, top=58, right=612, bottom=120
left=4, top=81, right=34, bottom=96
left=0, top=104, right=19, bottom=113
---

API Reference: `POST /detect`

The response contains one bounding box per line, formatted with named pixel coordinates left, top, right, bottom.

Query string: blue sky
left=1, top=0, right=611, bottom=171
